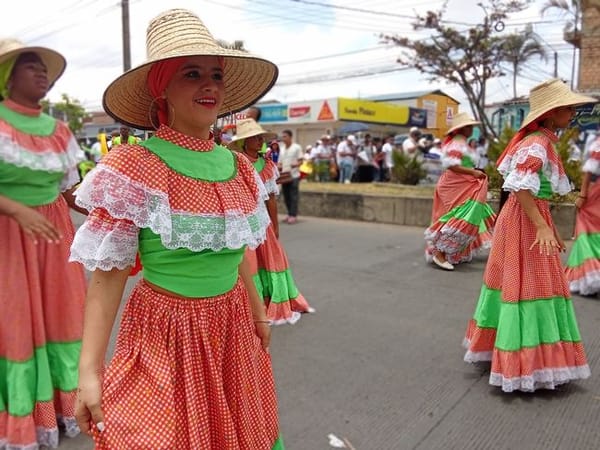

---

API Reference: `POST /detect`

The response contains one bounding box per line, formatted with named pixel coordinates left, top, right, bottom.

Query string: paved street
left=61, top=215, right=600, bottom=450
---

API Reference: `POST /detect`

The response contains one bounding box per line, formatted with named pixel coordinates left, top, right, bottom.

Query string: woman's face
left=244, top=134, right=264, bottom=152
left=164, top=56, right=225, bottom=135
left=550, top=105, right=576, bottom=129
left=9, top=53, right=49, bottom=101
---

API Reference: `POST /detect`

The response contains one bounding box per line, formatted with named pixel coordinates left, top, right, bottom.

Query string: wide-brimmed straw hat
left=228, top=118, right=276, bottom=150
left=103, top=9, right=278, bottom=130
left=520, top=78, right=596, bottom=130
left=446, top=112, right=480, bottom=135
left=0, top=38, right=66, bottom=86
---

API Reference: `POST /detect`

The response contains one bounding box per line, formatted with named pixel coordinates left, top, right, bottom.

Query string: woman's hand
left=575, top=196, right=586, bottom=209
left=473, top=170, right=487, bottom=179
left=12, top=205, right=61, bottom=243
left=530, top=225, right=561, bottom=256
left=254, top=321, right=271, bottom=352
left=75, top=369, right=105, bottom=434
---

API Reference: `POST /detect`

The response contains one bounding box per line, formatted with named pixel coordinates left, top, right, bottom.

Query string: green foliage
left=555, top=127, right=582, bottom=191
left=391, top=151, right=427, bottom=185
left=485, top=125, right=516, bottom=191
left=41, top=93, right=89, bottom=134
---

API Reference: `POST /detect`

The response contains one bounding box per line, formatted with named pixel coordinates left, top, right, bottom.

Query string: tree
left=41, top=93, right=89, bottom=134
left=501, top=26, right=546, bottom=99
left=217, top=39, right=247, bottom=52
left=381, top=0, right=530, bottom=137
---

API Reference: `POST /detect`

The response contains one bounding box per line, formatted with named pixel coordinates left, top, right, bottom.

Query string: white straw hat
left=228, top=118, right=276, bottom=150
left=103, top=9, right=278, bottom=130
left=0, top=38, right=66, bottom=87
left=446, top=112, right=480, bottom=135
left=520, top=78, right=596, bottom=130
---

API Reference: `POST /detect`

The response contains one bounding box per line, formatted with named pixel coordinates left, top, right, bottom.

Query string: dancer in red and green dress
left=464, top=79, right=593, bottom=392
left=0, top=40, right=86, bottom=448
left=230, top=119, right=314, bottom=325
left=425, top=112, right=496, bottom=271
left=565, top=136, right=600, bottom=295
left=71, top=9, right=284, bottom=449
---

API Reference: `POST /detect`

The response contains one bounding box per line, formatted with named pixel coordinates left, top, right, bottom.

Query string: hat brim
left=446, top=120, right=480, bottom=135
left=0, top=46, right=66, bottom=87
left=519, top=92, right=597, bottom=130
left=229, top=129, right=277, bottom=149
left=103, top=51, right=278, bottom=130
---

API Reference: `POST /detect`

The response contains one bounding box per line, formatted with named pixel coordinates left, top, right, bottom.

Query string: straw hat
left=103, top=9, right=279, bottom=130
left=520, top=78, right=596, bottom=130
left=228, top=118, right=276, bottom=150
left=0, top=38, right=66, bottom=86
left=446, top=112, right=480, bottom=135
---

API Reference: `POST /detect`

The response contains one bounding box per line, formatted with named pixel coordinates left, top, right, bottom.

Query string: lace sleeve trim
left=583, top=158, right=600, bottom=175
left=69, top=211, right=139, bottom=271
left=502, top=170, right=541, bottom=194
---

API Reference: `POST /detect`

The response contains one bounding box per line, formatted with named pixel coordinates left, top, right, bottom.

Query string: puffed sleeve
left=59, top=123, right=85, bottom=191
left=441, top=141, right=464, bottom=169
left=582, top=140, right=600, bottom=175
left=501, top=142, right=546, bottom=194
left=262, top=159, right=280, bottom=196
left=69, top=207, right=139, bottom=271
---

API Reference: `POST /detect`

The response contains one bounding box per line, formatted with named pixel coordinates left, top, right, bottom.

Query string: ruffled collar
left=2, top=98, right=43, bottom=117
left=155, top=125, right=215, bottom=152
left=530, top=127, right=559, bottom=143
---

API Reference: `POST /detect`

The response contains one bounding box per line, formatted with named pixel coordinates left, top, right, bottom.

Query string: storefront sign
left=572, top=102, right=600, bottom=131
left=258, top=104, right=289, bottom=123
left=338, top=98, right=410, bottom=125
left=289, top=106, right=311, bottom=118
left=408, top=107, right=427, bottom=128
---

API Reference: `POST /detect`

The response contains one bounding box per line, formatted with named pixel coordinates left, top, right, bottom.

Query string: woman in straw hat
left=463, top=78, right=595, bottom=392
left=230, top=118, right=314, bottom=325
left=0, top=39, right=86, bottom=449
left=424, top=112, right=496, bottom=271
left=70, top=9, right=284, bottom=449
left=565, top=133, right=600, bottom=296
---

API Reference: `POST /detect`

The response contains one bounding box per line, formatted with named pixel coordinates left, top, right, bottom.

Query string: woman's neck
left=170, top=122, right=212, bottom=140
left=243, top=148, right=260, bottom=160
left=8, top=93, right=41, bottom=110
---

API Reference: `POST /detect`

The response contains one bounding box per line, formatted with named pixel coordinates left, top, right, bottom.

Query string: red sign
left=318, top=101, right=334, bottom=121
left=289, top=106, right=311, bottom=118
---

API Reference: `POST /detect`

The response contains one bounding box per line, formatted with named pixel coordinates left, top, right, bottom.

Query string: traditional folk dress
left=566, top=138, right=600, bottom=295
left=246, top=156, right=313, bottom=325
left=425, top=135, right=496, bottom=265
left=464, top=129, right=590, bottom=392
left=70, top=126, right=284, bottom=450
left=0, top=99, right=86, bottom=448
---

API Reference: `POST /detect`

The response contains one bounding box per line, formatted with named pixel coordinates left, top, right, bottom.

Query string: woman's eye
left=212, top=72, right=224, bottom=81
left=184, top=70, right=200, bottom=79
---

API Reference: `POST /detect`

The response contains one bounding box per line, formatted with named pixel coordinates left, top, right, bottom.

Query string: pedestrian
left=380, top=134, right=394, bottom=181
left=425, top=112, right=496, bottom=270
left=70, top=9, right=284, bottom=449
left=111, top=124, right=141, bottom=146
left=565, top=133, right=600, bottom=295
left=402, top=126, right=421, bottom=157
left=463, top=78, right=594, bottom=392
left=230, top=119, right=314, bottom=325
left=279, top=129, right=302, bottom=224
left=0, top=38, right=87, bottom=449
left=337, top=134, right=357, bottom=184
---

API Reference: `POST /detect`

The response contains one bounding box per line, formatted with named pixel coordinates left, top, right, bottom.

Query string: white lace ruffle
left=441, top=156, right=462, bottom=170
left=489, top=365, right=591, bottom=392
left=74, top=165, right=270, bottom=254
left=263, top=176, right=280, bottom=196
left=69, top=216, right=139, bottom=271
left=569, top=270, right=600, bottom=296
left=582, top=157, right=600, bottom=176
left=0, top=131, right=84, bottom=173
left=498, top=142, right=571, bottom=195
left=502, top=169, right=540, bottom=194
left=59, top=415, right=80, bottom=438
left=60, top=166, right=81, bottom=192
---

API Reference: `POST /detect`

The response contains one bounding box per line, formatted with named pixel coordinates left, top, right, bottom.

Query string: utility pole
left=554, top=51, right=558, bottom=78
left=122, top=0, right=131, bottom=72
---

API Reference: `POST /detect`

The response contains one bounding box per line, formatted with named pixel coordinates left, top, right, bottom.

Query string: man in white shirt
left=278, top=129, right=303, bottom=224
left=402, top=127, right=421, bottom=157
left=337, top=135, right=357, bottom=184
left=381, top=134, right=395, bottom=181
left=314, top=135, right=333, bottom=182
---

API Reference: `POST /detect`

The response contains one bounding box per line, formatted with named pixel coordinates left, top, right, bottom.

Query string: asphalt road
left=59, top=215, right=600, bottom=450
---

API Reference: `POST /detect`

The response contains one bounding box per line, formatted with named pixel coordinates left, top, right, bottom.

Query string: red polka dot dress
left=463, top=129, right=590, bottom=392
left=70, top=126, right=284, bottom=449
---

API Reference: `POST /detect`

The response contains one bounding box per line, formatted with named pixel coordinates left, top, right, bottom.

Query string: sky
left=4, top=0, right=578, bottom=113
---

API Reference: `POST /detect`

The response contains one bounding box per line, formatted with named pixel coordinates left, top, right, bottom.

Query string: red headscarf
left=147, top=57, right=187, bottom=126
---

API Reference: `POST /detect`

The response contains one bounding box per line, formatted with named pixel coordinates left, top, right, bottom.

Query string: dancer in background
left=566, top=134, right=600, bottom=296
left=425, top=112, right=496, bottom=270
left=464, top=79, right=593, bottom=392
left=71, top=9, right=284, bottom=449
left=230, top=119, right=314, bottom=325
left=0, top=38, right=86, bottom=448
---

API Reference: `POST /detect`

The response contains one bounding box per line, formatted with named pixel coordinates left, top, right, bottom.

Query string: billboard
left=338, top=98, right=424, bottom=126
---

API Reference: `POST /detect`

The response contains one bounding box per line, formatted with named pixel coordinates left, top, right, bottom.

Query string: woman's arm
left=514, top=189, right=564, bottom=254
left=62, top=187, right=89, bottom=216
left=239, top=253, right=270, bottom=350
left=575, top=172, right=592, bottom=209
left=266, top=194, right=279, bottom=238
left=0, top=194, right=61, bottom=242
left=76, top=267, right=130, bottom=433
left=448, top=165, right=486, bottom=178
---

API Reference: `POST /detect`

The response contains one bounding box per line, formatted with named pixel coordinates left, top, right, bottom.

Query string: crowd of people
left=1, top=6, right=599, bottom=450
